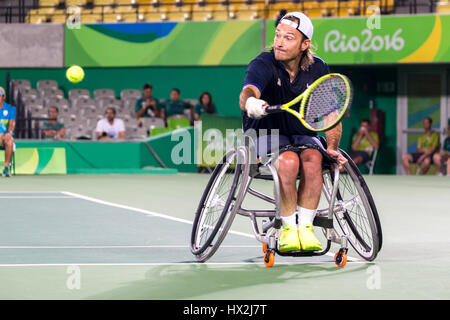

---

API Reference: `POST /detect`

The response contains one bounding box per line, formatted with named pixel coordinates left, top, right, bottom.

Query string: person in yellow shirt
left=349, top=119, right=379, bottom=165
left=402, top=117, right=440, bottom=175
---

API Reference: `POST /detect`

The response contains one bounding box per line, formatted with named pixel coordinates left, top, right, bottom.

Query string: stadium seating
left=24, top=0, right=403, bottom=23
left=40, top=0, right=61, bottom=6
left=168, top=117, right=191, bottom=130
left=436, top=2, right=450, bottom=13
left=12, top=77, right=200, bottom=141
left=150, top=127, right=171, bottom=136
left=66, top=0, right=88, bottom=6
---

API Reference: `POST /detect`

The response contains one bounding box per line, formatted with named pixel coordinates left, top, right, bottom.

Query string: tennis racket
left=265, top=73, right=353, bottom=132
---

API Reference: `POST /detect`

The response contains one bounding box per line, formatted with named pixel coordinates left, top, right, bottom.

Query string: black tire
left=190, top=147, right=250, bottom=262
left=326, top=149, right=382, bottom=261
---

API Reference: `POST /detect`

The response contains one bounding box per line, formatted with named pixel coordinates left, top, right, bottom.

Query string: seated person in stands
left=402, top=117, right=439, bottom=175
left=135, top=83, right=161, bottom=118
left=193, top=91, right=216, bottom=121
left=160, top=88, right=192, bottom=120
left=95, top=107, right=126, bottom=141
left=432, top=122, right=450, bottom=176
left=349, top=119, right=379, bottom=165
left=42, top=107, right=65, bottom=140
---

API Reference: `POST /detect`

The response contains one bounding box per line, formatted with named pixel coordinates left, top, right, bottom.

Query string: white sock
left=281, top=212, right=297, bottom=228
left=297, top=206, right=317, bottom=227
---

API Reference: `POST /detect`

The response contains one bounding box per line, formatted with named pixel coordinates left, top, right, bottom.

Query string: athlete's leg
left=297, top=148, right=323, bottom=251
left=276, top=151, right=301, bottom=251
left=277, top=151, right=300, bottom=217
left=298, top=148, right=323, bottom=210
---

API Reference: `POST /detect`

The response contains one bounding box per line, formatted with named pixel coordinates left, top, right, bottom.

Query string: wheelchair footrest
left=275, top=249, right=328, bottom=257
left=274, top=240, right=332, bottom=257
left=313, top=216, right=333, bottom=229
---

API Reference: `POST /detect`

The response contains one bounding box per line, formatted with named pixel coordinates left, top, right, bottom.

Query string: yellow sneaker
left=278, top=226, right=301, bottom=252
left=298, top=224, right=323, bottom=251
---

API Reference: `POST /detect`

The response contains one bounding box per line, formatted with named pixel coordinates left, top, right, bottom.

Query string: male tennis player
left=239, top=12, right=347, bottom=252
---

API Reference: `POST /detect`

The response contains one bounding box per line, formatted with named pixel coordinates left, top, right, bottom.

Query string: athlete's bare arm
left=325, top=122, right=347, bottom=169
left=325, top=122, right=341, bottom=150
left=239, top=85, right=261, bottom=111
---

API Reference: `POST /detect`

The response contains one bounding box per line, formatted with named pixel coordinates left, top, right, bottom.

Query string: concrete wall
left=0, top=24, right=64, bottom=67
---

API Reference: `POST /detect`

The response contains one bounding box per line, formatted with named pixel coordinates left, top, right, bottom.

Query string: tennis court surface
left=0, top=174, right=449, bottom=299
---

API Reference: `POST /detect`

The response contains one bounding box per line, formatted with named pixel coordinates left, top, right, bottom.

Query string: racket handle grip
left=265, top=105, right=282, bottom=114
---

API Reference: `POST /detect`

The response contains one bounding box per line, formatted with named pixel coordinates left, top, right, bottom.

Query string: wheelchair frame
left=190, top=139, right=383, bottom=267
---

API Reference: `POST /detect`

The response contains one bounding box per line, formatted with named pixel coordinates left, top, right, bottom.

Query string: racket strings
left=304, top=77, right=350, bottom=130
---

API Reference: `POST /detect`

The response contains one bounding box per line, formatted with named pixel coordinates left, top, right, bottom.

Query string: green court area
left=0, top=174, right=449, bottom=299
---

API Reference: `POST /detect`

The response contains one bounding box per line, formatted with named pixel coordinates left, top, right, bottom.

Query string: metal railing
left=7, top=73, right=51, bottom=140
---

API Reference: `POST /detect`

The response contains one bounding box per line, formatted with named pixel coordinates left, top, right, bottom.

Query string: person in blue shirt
left=0, top=86, right=16, bottom=177
left=239, top=12, right=347, bottom=252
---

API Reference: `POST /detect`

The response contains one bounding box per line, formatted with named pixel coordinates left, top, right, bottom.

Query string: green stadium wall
left=0, top=63, right=398, bottom=174
left=13, top=127, right=197, bottom=174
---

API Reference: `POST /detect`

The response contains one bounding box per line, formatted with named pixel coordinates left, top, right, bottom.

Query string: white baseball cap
left=279, top=12, right=314, bottom=40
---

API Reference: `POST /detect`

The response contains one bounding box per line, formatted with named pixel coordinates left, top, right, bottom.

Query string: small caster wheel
left=334, top=249, right=347, bottom=267
left=264, top=250, right=275, bottom=268
left=262, top=243, right=267, bottom=254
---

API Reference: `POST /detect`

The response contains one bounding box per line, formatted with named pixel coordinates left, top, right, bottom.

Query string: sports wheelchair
left=190, top=135, right=382, bottom=267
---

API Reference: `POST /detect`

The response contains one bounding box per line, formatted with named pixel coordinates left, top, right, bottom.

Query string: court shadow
left=87, top=261, right=373, bottom=300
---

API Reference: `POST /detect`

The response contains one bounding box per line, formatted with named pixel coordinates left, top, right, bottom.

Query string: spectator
left=193, top=91, right=216, bottom=121
left=95, top=107, right=126, bottom=141
left=402, top=117, right=439, bottom=175
left=42, top=107, right=65, bottom=140
left=0, top=86, right=15, bottom=177
left=160, top=88, right=191, bottom=120
left=135, top=83, right=161, bottom=119
left=432, top=122, right=450, bottom=176
left=349, top=119, right=379, bottom=166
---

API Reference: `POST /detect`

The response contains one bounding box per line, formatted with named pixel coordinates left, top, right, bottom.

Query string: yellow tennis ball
left=66, top=65, right=85, bottom=83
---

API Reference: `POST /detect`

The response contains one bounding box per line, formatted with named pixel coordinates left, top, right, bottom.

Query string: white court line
left=0, top=196, right=73, bottom=199
left=61, top=191, right=255, bottom=240
left=0, top=191, right=62, bottom=194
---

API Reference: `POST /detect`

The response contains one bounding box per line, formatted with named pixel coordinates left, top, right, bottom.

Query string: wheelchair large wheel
left=190, top=146, right=250, bottom=262
left=325, top=150, right=382, bottom=261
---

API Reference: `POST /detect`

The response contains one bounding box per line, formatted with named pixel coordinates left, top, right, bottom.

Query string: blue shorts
left=256, top=134, right=327, bottom=157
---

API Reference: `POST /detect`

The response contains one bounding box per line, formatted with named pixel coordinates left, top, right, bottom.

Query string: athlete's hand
left=245, top=97, right=268, bottom=119
left=327, top=148, right=347, bottom=171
